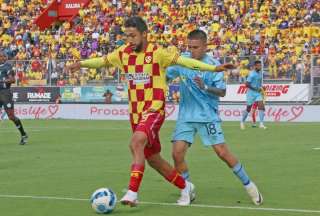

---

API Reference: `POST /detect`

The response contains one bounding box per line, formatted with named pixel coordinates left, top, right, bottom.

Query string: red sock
left=165, top=169, right=186, bottom=189
left=252, top=110, right=256, bottom=124
left=128, top=164, right=145, bottom=192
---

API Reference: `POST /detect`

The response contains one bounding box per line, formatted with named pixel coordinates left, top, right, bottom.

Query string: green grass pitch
left=0, top=120, right=320, bottom=216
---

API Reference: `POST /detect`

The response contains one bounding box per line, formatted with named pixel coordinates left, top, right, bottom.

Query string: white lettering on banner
left=65, top=3, right=81, bottom=9
left=27, top=93, right=51, bottom=99
left=11, top=104, right=320, bottom=122
left=90, top=106, right=128, bottom=116
left=13, top=92, right=18, bottom=100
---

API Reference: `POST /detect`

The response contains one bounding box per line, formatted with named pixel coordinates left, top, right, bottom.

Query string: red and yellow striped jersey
left=105, top=43, right=179, bottom=124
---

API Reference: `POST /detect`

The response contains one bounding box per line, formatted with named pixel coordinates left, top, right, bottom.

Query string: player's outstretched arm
left=176, top=56, right=235, bottom=72
left=67, top=58, right=108, bottom=73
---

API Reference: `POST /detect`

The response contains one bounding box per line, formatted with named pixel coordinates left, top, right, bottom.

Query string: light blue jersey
left=246, top=70, right=263, bottom=105
left=167, top=53, right=225, bottom=123
left=167, top=53, right=226, bottom=146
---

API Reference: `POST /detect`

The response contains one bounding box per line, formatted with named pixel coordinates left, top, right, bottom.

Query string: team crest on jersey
left=145, top=56, right=152, bottom=64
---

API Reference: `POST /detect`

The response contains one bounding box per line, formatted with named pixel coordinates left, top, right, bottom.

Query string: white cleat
left=240, top=122, right=245, bottom=130
left=245, top=181, right=263, bottom=205
left=120, top=190, right=138, bottom=207
left=177, top=181, right=195, bottom=206
left=259, top=123, right=267, bottom=129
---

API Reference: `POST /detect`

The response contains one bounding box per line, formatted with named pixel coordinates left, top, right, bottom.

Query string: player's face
left=0, top=53, right=7, bottom=64
left=125, top=27, right=146, bottom=52
left=255, top=63, right=262, bottom=72
left=187, top=39, right=207, bottom=60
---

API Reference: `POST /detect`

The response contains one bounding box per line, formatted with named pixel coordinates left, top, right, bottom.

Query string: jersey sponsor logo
left=65, top=3, right=81, bottom=9
left=237, top=84, right=290, bottom=97
left=125, top=73, right=150, bottom=84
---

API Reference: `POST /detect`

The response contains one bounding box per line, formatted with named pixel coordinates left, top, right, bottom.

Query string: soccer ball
left=90, top=188, right=117, bottom=214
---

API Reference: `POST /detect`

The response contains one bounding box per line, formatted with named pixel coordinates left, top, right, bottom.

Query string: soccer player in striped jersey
left=68, top=16, right=234, bottom=206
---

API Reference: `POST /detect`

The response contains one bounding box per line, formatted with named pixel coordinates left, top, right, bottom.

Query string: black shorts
left=0, top=89, right=14, bottom=109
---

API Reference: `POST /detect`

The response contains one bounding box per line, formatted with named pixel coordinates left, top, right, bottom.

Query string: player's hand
left=66, top=61, right=81, bottom=73
left=222, top=63, right=236, bottom=70
left=214, top=63, right=236, bottom=72
left=259, top=87, right=266, bottom=93
left=193, top=76, right=205, bottom=90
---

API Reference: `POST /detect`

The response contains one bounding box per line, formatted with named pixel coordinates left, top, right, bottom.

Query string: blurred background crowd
left=0, top=0, right=319, bottom=86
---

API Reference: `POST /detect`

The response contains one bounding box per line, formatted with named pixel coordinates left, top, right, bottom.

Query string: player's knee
left=130, top=133, right=147, bottom=151
left=146, top=154, right=161, bottom=168
left=146, top=157, right=157, bottom=168
left=172, top=151, right=182, bottom=163
left=7, top=112, right=16, bottom=121
left=215, top=146, right=229, bottom=160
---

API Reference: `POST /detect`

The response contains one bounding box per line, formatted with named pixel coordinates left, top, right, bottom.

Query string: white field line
left=0, top=194, right=320, bottom=214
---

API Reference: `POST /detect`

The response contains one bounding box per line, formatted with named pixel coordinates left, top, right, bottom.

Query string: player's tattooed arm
left=194, top=76, right=226, bottom=97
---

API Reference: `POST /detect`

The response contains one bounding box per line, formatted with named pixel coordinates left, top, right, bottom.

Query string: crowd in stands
left=0, top=0, right=319, bottom=86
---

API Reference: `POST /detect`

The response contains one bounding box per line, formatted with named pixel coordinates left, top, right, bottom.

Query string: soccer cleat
left=177, top=181, right=195, bottom=206
left=245, top=181, right=263, bottom=205
left=120, top=190, right=138, bottom=207
left=251, top=123, right=257, bottom=128
left=20, top=134, right=28, bottom=145
left=259, top=123, right=267, bottom=129
left=240, top=122, right=245, bottom=130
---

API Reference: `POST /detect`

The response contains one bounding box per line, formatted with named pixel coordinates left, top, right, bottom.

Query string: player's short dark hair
left=125, top=16, right=148, bottom=33
left=187, top=30, right=207, bottom=43
left=254, top=60, right=262, bottom=65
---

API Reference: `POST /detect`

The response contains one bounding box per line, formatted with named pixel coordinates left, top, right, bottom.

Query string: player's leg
left=3, top=91, right=28, bottom=144
left=251, top=102, right=257, bottom=127
left=241, top=104, right=252, bottom=129
left=199, top=121, right=263, bottom=205
left=147, top=153, right=195, bottom=206
left=171, top=121, right=195, bottom=182
left=257, top=100, right=267, bottom=129
left=144, top=117, right=194, bottom=206
left=172, top=140, right=190, bottom=181
left=120, top=130, right=147, bottom=206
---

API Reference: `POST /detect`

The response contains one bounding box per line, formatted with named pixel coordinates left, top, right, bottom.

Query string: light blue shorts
left=246, top=92, right=263, bottom=106
left=172, top=120, right=225, bottom=146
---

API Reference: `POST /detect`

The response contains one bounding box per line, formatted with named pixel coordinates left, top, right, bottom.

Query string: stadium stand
left=0, top=0, right=319, bottom=86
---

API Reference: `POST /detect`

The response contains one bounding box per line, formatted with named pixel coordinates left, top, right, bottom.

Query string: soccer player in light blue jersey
left=166, top=30, right=263, bottom=205
left=240, top=60, right=267, bottom=130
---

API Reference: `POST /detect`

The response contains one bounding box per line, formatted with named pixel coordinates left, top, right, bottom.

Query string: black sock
left=13, top=118, right=26, bottom=136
